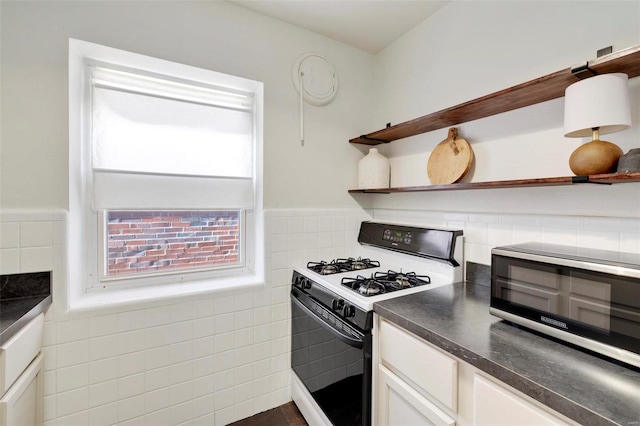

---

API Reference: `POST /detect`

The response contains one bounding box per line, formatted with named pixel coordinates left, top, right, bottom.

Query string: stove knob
left=343, top=304, right=356, bottom=318
left=331, top=298, right=344, bottom=311
left=302, top=279, right=312, bottom=290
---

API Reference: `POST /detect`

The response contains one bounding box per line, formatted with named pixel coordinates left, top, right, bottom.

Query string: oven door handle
left=291, top=292, right=364, bottom=349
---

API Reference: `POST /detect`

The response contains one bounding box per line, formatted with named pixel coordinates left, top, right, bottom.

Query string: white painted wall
left=370, top=1, right=640, bottom=218
left=0, top=2, right=375, bottom=425
left=3, top=2, right=640, bottom=425
left=0, top=1, right=374, bottom=210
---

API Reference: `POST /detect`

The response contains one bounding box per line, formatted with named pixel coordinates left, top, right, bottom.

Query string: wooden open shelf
left=348, top=172, right=640, bottom=194
left=350, top=44, right=640, bottom=145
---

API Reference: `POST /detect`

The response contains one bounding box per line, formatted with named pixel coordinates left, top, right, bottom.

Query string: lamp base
left=569, top=139, right=623, bottom=175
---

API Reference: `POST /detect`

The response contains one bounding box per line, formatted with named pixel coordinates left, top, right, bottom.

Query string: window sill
left=62, top=273, right=265, bottom=316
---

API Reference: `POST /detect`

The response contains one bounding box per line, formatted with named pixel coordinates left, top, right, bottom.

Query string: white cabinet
left=378, top=320, right=457, bottom=412
left=375, top=318, right=458, bottom=426
left=472, top=374, right=569, bottom=426
left=0, top=354, right=43, bottom=426
left=378, top=365, right=455, bottom=426
left=374, top=316, right=577, bottom=426
left=0, top=314, right=45, bottom=426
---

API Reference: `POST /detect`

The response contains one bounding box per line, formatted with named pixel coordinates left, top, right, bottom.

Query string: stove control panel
left=383, top=228, right=412, bottom=245
left=359, top=221, right=463, bottom=266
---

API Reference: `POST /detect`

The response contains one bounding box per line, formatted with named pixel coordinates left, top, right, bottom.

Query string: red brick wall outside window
left=106, top=211, right=240, bottom=276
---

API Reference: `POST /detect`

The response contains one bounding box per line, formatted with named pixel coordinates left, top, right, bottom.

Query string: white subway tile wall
left=0, top=211, right=64, bottom=274
left=372, top=209, right=640, bottom=266
left=0, top=209, right=370, bottom=425
left=2, top=207, right=639, bottom=425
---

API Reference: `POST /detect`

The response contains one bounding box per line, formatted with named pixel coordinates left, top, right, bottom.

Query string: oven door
left=291, top=289, right=372, bottom=426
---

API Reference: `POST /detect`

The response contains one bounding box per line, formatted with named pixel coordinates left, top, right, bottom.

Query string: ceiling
left=227, top=0, right=449, bottom=54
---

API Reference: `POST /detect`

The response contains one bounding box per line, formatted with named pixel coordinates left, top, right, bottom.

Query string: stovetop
left=293, top=221, right=464, bottom=311
left=295, top=266, right=452, bottom=312
left=295, top=252, right=461, bottom=311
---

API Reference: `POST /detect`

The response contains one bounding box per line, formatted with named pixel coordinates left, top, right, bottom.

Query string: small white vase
left=358, top=148, right=390, bottom=189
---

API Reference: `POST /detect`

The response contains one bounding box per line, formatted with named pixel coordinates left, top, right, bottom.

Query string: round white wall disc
left=292, top=53, right=338, bottom=106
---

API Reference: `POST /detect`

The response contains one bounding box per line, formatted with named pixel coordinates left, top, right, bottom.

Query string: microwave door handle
left=290, top=292, right=364, bottom=349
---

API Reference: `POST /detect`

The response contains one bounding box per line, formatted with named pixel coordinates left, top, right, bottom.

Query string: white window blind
left=90, top=65, right=255, bottom=210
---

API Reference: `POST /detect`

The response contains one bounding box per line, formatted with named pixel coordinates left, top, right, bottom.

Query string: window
left=68, top=39, right=264, bottom=306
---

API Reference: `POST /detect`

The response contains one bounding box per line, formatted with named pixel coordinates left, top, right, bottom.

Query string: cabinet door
left=0, top=313, right=44, bottom=396
left=378, top=319, right=457, bottom=412
left=473, top=374, right=569, bottom=426
left=378, top=365, right=455, bottom=426
left=0, top=353, right=43, bottom=426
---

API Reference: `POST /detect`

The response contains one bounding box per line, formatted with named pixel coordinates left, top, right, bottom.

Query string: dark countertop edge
left=374, top=284, right=617, bottom=426
left=0, top=295, right=52, bottom=346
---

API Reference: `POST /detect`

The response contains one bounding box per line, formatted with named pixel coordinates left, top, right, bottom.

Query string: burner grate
left=341, top=270, right=431, bottom=297
left=307, top=257, right=380, bottom=275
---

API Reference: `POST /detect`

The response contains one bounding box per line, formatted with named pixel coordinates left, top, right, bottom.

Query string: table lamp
left=564, top=73, right=631, bottom=175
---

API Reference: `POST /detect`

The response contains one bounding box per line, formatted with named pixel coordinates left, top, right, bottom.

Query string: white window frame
left=67, top=39, right=264, bottom=312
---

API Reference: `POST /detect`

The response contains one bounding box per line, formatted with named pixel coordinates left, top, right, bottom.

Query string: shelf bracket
left=571, top=46, right=613, bottom=80
left=571, top=176, right=611, bottom=185
left=571, top=62, right=598, bottom=80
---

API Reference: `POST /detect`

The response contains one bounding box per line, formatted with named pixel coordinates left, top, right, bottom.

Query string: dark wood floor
left=231, top=402, right=308, bottom=426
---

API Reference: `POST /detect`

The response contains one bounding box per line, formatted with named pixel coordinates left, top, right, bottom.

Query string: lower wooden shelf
left=348, top=172, right=640, bottom=194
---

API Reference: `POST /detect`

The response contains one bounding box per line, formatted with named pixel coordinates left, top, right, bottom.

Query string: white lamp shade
left=564, top=73, right=631, bottom=138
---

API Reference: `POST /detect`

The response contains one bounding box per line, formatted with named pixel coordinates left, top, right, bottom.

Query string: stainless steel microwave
left=490, top=242, right=640, bottom=369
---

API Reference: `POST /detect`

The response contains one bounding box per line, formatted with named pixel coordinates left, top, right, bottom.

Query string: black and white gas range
left=290, top=221, right=463, bottom=426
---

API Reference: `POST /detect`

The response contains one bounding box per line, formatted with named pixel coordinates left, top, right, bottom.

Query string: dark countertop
left=374, top=282, right=640, bottom=426
left=0, top=271, right=52, bottom=345
left=0, top=295, right=52, bottom=345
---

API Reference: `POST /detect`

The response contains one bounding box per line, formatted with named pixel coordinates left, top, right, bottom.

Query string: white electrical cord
left=299, top=70, right=304, bottom=146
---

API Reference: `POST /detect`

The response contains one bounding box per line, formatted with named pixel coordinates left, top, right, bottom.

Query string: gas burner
left=357, top=280, right=385, bottom=296
left=307, top=257, right=380, bottom=275
left=307, top=260, right=341, bottom=275
left=352, top=260, right=368, bottom=270
left=341, top=270, right=431, bottom=297
left=394, top=275, right=411, bottom=288
left=375, top=270, right=431, bottom=291
left=321, top=264, right=339, bottom=275
left=342, top=275, right=385, bottom=296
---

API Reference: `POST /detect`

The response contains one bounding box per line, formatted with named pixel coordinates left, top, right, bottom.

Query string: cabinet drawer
left=379, top=319, right=457, bottom=412
left=378, top=365, right=455, bottom=426
left=473, top=374, right=572, bottom=426
left=0, top=352, right=44, bottom=426
left=0, top=314, right=44, bottom=396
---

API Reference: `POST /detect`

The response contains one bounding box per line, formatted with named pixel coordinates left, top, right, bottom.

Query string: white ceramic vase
left=358, top=148, right=390, bottom=189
